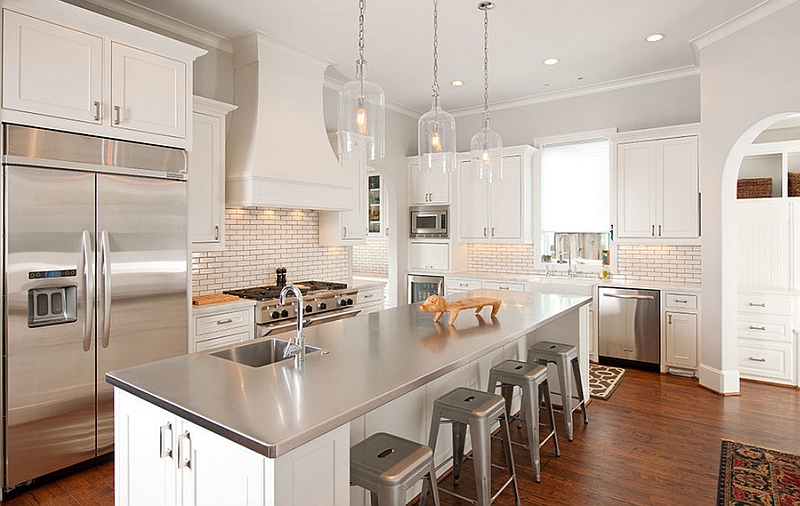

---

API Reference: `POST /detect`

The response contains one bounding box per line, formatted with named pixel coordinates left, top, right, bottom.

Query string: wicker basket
left=789, top=172, right=800, bottom=197
left=737, top=177, right=772, bottom=199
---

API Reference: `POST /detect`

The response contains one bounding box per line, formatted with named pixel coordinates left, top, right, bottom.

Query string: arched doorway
left=720, top=112, right=800, bottom=391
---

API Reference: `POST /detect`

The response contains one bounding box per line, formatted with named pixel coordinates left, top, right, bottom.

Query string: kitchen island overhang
left=107, top=289, right=591, bottom=459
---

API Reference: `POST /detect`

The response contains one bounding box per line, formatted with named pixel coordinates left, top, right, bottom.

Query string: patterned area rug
left=718, top=439, right=800, bottom=505
left=589, top=363, right=626, bottom=400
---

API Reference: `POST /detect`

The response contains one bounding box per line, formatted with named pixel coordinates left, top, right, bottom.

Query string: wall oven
left=408, top=274, right=444, bottom=304
left=410, top=205, right=448, bottom=238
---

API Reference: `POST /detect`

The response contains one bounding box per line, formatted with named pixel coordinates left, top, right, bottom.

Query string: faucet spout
left=279, top=284, right=306, bottom=363
left=557, top=233, right=575, bottom=278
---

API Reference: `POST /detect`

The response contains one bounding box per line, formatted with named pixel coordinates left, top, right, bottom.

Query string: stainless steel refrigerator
left=3, top=125, right=188, bottom=490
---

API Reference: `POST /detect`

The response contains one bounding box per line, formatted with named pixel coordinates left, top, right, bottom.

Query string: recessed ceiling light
left=577, top=77, right=584, bottom=81
left=645, top=33, right=665, bottom=43
left=543, top=83, right=549, bottom=87
left=451, top=80, right=464, bottom=86
left=543, top=58, right=559, bottom=66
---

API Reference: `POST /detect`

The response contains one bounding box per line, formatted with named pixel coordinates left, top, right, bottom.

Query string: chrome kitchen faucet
left=280, top=284, right=307, bottom=363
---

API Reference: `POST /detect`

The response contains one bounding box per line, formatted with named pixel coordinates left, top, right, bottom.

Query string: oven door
left=408, top=274, right=444, bottom=304
left=257, top=307, right=362, bottom=338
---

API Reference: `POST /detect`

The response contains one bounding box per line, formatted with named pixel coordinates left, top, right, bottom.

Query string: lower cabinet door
left=665, top=312, right=697, bottom=368
left=180, top=421, right=266, bottom=506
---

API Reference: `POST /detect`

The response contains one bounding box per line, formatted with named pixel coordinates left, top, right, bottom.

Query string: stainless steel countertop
left=107, top=289, right=591, bottom=458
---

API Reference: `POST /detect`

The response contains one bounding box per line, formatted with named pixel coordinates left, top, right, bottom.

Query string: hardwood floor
left=2, top=370, right=800, bottom=505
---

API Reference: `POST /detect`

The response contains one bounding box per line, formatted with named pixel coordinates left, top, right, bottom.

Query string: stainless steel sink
left=211, top=338, right=320, bottom=367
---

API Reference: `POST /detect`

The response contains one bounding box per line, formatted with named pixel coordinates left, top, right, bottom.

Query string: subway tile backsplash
left=468, top=244, right=538, bottom=274
left=191, top=208, right=350, bottom=295
left=353, top=240, right=389, bottom=276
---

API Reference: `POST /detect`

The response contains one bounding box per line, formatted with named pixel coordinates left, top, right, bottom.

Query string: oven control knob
left=339, top=299, right=348, bottom=307
left=318, top=302, right=327, bottom=310
left=305, top=305, right=313, bottom=313
left=270, top=311, right=280, bottom=319
left=347, top=298, right=354, bottom=306
left=281, top=309, right=289, bottom=318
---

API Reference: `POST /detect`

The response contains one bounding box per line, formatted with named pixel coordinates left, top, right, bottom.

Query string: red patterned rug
left=718, top=439, right=800, bottom=505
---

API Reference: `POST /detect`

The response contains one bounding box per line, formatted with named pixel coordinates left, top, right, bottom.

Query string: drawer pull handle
left=363, top=294, right=374, bottom=299
left=748, top=325, right=766, bottom=331
left=217, top=319, right=233, bottom=325
left=748, top=356, right=767, bottom=363
left=748, top=302, right=766, bottom=307
left=674, top=299, right=688, bottom=304
left=499, top=286, right=509, bottom=290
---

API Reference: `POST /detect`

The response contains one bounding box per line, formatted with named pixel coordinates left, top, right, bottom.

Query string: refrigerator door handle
left=101, top=230, right=112, bottom=348
left=82, top=230, right=94, bottom=352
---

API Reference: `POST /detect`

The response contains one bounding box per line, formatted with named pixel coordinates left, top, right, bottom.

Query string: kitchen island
left=107, top=289, right=591, bottom=506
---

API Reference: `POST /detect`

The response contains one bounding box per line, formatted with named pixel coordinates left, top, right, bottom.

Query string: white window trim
left=533, top=128, right=617, bottom=273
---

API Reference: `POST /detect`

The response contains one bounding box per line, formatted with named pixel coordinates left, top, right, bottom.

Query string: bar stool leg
left=426, top=457, right=441, bottom=506
left=500, top=384, right=514, bottom=418
left=452, top=421, right=467, bottom=485
left=499, top=413, right=521, bottom=506
left=554, top=355, right=574, bottom=441
left=540, top=381, right=560, bottom=457
left=469, top=419, right=492, bottom=506
left=377, top=485, right=406, bottom=506
left=522, top=382, right=541, bottom=483
left=420, top=409, right=443, bottom=506
left=571, top=357, right=589, bottom=425
left=369, top=491, right=379, bottom=506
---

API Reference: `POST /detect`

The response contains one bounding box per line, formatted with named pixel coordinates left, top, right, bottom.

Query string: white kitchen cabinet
left=110, top=43, right=187, bottom=138
left=0, top=0, right=203, bottom=148
left=457, top=145, right=534, bottom=243
left=445, top=276, right=527, bottom=297
left=191, top=300, right=255, bottom=353
left=409, top=241, right=450, bottom=272
left=737, top=199, right=793, bottom=291
left=616, top=135, right=699, bottom=239
left=190, top=97, right=237, bottom=251
left=357, top=285, right=385, bottom=314
left=2, top=10, right=103, bottom=124
left=408, top=159, right=450, bottom=205
left=320, top=150, right=367, bottom=245
left=663, top=292, right=699, bottom=371
left=737, top=292, right=797, bottom=385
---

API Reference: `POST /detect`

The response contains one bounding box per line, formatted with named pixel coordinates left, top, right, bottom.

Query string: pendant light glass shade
left=470, top=1, right=502, bottom=182
left=418, top=0, right=456, bottom=173
left=470, top=116, right=502, bottom=182
left=338, top=0, right=385, bottom=161
left=338, top=60, right=385, bottom=160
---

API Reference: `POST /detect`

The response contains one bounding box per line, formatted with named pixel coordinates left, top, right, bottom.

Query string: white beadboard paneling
left=737, top=200, right=792, bottom=291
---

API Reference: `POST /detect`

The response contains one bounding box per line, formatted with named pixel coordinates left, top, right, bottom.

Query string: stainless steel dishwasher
left=598, top=287, right=660, bottom=368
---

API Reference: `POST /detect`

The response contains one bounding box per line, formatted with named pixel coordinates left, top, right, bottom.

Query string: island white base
left=113, top=302, right=588, bottom=506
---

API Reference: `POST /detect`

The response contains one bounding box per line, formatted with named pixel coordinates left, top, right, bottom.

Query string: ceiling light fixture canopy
left=338, top=0, right=385, bottom=160
left=418, top=0, right=457, bottom=174
left=470, top=1, right=502, bottom=183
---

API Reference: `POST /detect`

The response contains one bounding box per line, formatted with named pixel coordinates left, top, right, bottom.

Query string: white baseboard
left=698, top=363, right=741, bottom=394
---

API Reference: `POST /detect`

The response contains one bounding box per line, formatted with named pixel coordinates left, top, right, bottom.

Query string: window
left=538, top=137, right=611, bottom=270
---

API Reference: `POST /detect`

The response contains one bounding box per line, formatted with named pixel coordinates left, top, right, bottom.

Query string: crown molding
left=323, top=76, right=422, bottom=119
left=450, top=66, right=699, bottom=117
left=690, top=0, right=799, bottom=59
left=68, top=0, right=233, bottom=52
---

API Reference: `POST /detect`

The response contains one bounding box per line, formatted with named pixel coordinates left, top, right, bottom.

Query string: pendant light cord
left=358, top=0, right=366, bottom=65
left=482, top=6, right=490, bottom=124
left=432, top=0, right=440, bottom=100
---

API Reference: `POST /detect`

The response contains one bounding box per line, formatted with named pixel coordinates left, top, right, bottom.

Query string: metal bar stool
left=487, top=359, right=560, bottom=482
left=528, top=341, right=588, bottom=441
left=350, top=432, right=440, bottom=506
left=420, top=387, right=520, bottom=506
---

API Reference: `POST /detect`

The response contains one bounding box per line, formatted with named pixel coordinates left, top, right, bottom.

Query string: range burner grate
left=223, top=286, right=309, bottom=301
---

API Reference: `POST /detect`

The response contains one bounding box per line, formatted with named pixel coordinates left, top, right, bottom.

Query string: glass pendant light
left=418, top=0, right=456, bottom=174
left=470, top=1, right=502, bottom=183
left=338, top=0, right=385, bottom=160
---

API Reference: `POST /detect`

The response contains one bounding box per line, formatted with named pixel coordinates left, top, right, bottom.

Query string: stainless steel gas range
left=224, top=281, right=360, bottom=337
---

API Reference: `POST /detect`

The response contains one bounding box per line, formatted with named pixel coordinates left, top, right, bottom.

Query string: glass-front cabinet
left=368, top=172, right=382, bottom=236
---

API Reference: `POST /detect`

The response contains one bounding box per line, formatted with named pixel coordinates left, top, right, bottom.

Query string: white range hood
left=226, top=31, right=353, bottom=210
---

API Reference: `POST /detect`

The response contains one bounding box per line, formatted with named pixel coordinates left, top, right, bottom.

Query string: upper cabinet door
left=3, top=10, right=102, bottom=124
left=458, top=158, right=489, bottom=240
left=190, top=111, right=224, bottom=246
left=658, top=136, right=699, bottom=238
left=490, top=154, right=523, bottom=240
left=617, top=141, right=658, bottom=238
left=111, top=42, right=186, bottom=138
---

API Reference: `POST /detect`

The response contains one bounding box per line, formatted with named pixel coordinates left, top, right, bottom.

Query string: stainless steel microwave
left=410, top=205, right=448, bottom=238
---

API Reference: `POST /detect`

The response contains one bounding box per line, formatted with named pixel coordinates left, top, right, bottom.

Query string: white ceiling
left=118, top=0, right=766, bottom=114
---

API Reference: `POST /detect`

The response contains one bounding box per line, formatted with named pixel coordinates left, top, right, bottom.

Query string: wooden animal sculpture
left=419, top=294, right=501, bottom=325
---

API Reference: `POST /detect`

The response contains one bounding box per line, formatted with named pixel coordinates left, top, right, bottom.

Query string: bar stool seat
left=350, top=432, right=440, bottom=506
left=487, top=359, right=560, bottom=482
left=420, top=387, right=520, bottom=506
left=528, top=341, right=588, bottom=441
